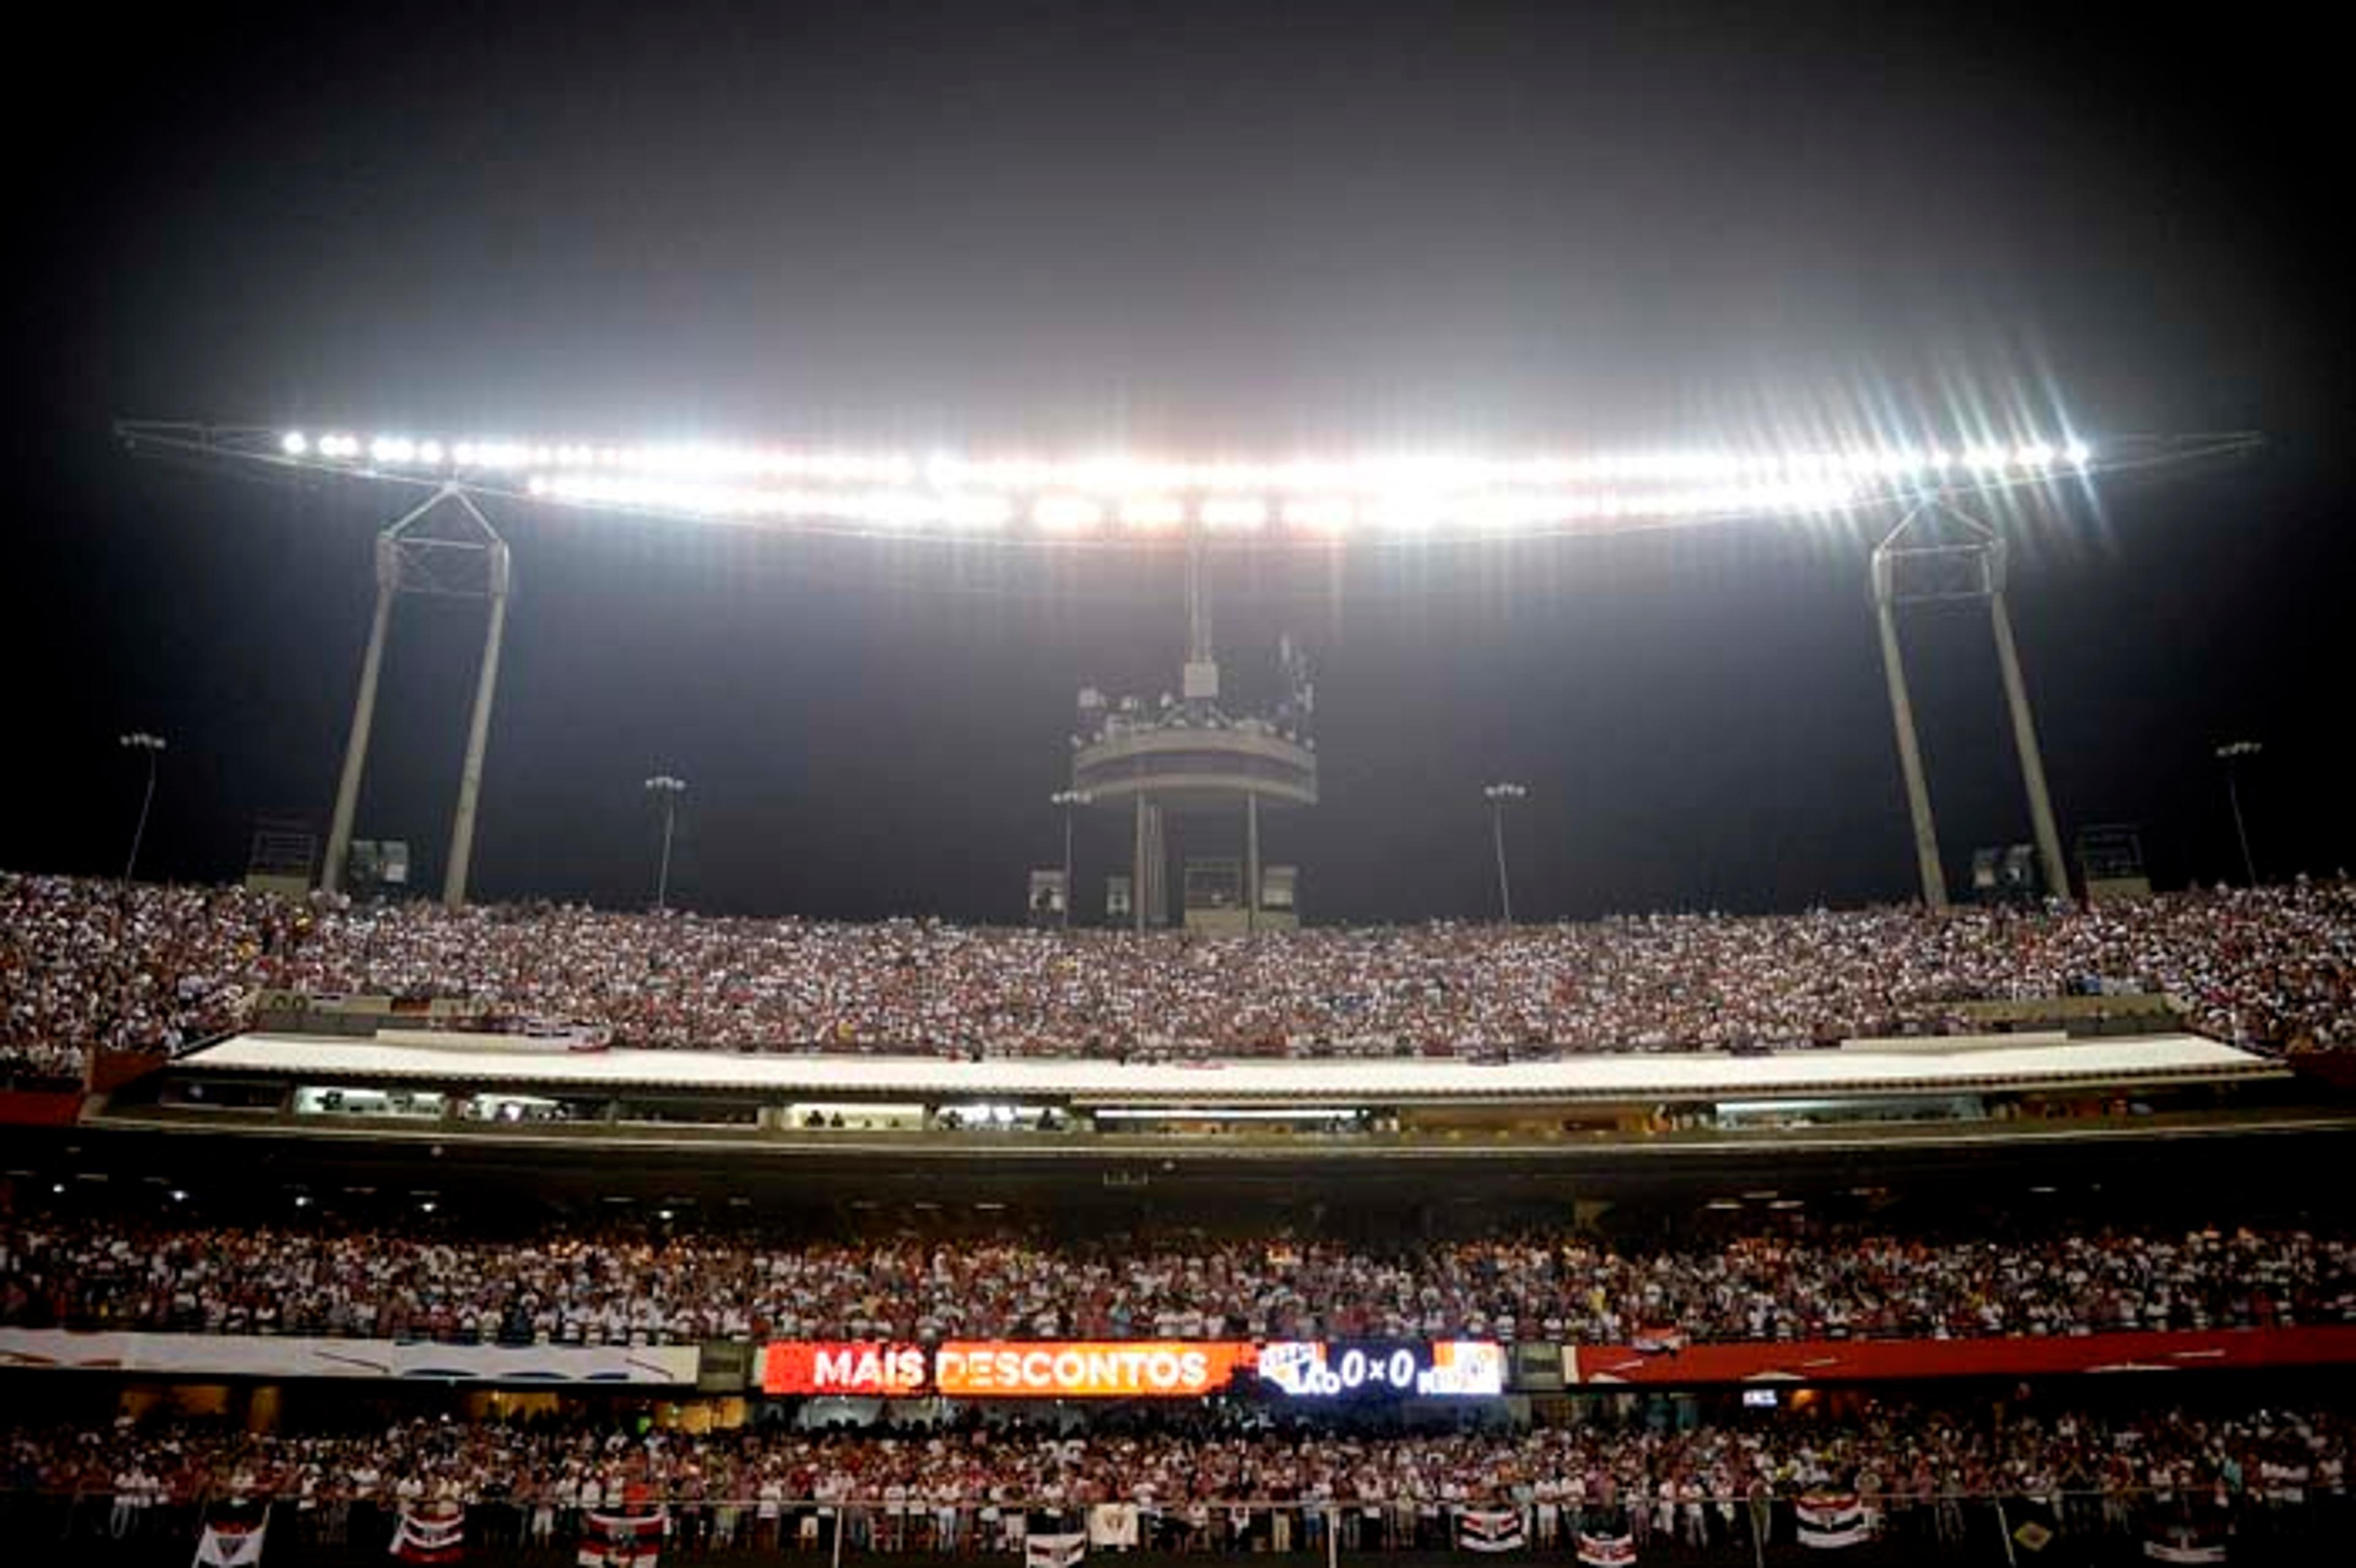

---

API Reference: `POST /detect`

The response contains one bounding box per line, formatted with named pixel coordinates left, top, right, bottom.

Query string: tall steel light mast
left=118, top=731, right=167, bottom=885
left=644, top=774, right=688, bottom=910
left=1482, top=781, right=1528, bottom=924
left=1871, top=498, right=2068, bottom=910
left=2214, top=740, right=2263, bottom=886
left=318, top=482, right=512, bottom=908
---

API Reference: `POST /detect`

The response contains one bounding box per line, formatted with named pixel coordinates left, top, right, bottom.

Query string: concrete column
left=1133, top=792, right=1149, bottom=934
left=442, top=542, right=510, bottom=909
left=1245, top=790, right=1261, bottom=934
left=1873, top=561, right=1948, bottom=911
left=323, top=542, right=399, bottom=895
left=1990, top=589, right=2069, bottom=901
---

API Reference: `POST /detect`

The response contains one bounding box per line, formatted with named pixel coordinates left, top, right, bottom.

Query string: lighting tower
left=118, top=731, right=167, bottom=885
left=644, top=774, right=688, bottom=911
left=1482, top=781, right=1528, bottom=923
left=1870, top=496, right=2069, bottom=911
left=320, top=482, right=512, bottom=908
left=2214, top=740, right=2263, bottom=886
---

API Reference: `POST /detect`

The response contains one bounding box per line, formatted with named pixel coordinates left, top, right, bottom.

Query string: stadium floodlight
left=645, top=774, right=688, bottom=912
left=1200, top=496, right=1270, bottom=532
left=2213, top=740, right=2264, bottom=888
left=1116, top=494, right=1187, bottom=531
left=231, top=424, right=2138, bottom=538
left=1032, top=493, right=1106, bottom=533
left=1482, top=781, right=1528, bottom=924
left=118, top=731, right=167, bottom=886
left=117, top=421, right=2263, bottom=559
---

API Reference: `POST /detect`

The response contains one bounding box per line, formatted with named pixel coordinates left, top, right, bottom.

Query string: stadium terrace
left=3, top=874, right=2351, bottom=1082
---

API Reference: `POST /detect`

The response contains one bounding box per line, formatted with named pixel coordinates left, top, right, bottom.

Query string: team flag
left=193, top=1504, right=270, bottom=1566
left=579, top=1508, right=666, bottom=1568
left=1795, top=1491, right=1871, bottom=1549
left=1458, top=1507, right=1528, bottom=1552
left=2144, top=1523, right=2228, bottom=1562
left=390, top=1502, right=466, bottom=1563
left=1576, top=1527, right=1637, bottom=1566
left=1024, top=1512, right=1087, bottom=1568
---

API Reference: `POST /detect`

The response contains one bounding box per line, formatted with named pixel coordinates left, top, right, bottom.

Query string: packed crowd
left=2, top=872, right=2350, bottom=1072
left=6, top=1402, right=2344, bottom=1532
left=6, top=1216, right=2350, bottom=1345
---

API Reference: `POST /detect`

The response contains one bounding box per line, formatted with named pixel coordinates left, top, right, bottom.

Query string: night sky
left=5, top=2, right=2344, bottom=923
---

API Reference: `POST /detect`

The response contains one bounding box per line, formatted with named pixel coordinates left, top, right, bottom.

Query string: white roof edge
left=172, top=1031, right=2280, bottom=1102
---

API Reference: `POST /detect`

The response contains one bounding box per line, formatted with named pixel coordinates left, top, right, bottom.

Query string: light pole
left=2214, top=741, right=2262, bottom=887
left=1482, top=781, right=1528, bottom=924
left=119, top=732, right=167, bottom=886
left=1050, top=789, right=1091, bottom=928
left=644, top=775, right=687, bottom=912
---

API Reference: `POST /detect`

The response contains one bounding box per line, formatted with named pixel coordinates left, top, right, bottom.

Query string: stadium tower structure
left=1071, top=529, right=1317, bottom=934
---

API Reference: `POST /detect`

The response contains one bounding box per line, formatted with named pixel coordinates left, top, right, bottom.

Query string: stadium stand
left=5, top=1216, right=2352, bottom=1346
left=2, top=872, right=2351, bottom=1070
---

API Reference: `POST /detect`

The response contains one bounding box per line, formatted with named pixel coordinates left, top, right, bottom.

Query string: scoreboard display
left=1253, top=1340, right=1507, bottom=1399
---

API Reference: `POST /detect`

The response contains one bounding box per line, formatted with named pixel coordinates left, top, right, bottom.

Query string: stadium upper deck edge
left=64, top=1003, right=2356, bottom=1176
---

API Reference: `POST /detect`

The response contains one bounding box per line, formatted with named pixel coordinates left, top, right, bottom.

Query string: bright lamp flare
left=273, top=428, right=2098, bottom=536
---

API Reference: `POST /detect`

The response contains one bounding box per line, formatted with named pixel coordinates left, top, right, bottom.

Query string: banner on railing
left=580, top=1507, right=666, bottom=1567
left=391, top=1503, right=466, bottom=1563
left=1458, top=1508, right=1526, bottom=1552
left=1576, top=1526, right=1636, bottom=1566
left=1025, top=1512, right=1088, bottom=1568
left=193, top=1504, right=270, bottom=1566
left=0, top=1329, right=698, bottom=1385
left=1796, top=1490, right=1869, bottom=1549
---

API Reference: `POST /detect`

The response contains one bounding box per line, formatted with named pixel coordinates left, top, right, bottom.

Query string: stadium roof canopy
left=177, top=1030, right=2277, bottom=1104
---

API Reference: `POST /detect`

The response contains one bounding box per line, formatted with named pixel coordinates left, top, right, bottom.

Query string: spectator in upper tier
left=2, top=870, right=2350, bottom=1070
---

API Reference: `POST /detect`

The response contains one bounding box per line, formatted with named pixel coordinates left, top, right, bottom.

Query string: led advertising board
left=934, top=1342, right=1257, bottom=1397
left=756, top=1339, right=1506, bottom=1400
left=760, top=1342, right=930, bottom=1396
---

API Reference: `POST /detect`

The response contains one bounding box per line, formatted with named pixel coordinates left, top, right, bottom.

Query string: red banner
left=1567, top=1324, right=2356, bottom=1385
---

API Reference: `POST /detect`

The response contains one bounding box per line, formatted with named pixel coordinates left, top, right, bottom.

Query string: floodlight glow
left=1117, top=494, right=1187, bottom=530
left=1283, top=496, right=1355, bottom=532
left=1032, top=494, right=1104, bottom=532
left=941, top=494, right=1015, bottom=532
left=263, top=423, right=2100, bottom=534
left=1200, top=497, right=1269, bottom=532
